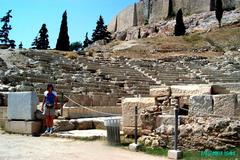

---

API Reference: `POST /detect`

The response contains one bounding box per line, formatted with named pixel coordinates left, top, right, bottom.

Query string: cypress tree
left=92, top=15, right=111, bottom=43
left=174, top=9, right=186, bottom=36
left=36, top=24, right=50, bottom=49
left=56, top=10, right=70, bottom=51
left=216, top=0, right=223, bottom=28
left=82, top=32, right=91, bottom=49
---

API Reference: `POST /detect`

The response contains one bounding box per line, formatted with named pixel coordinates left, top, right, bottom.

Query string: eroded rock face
left=138, top=117, right=240, bottom=150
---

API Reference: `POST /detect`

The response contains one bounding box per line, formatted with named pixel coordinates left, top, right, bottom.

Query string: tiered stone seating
left=15, top=51, right=156, bottom=101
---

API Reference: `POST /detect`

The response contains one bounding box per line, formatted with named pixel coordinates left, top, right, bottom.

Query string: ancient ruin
left=0, top=3, right=240, bottom=159
left=108, top=0, right=240, bottom=32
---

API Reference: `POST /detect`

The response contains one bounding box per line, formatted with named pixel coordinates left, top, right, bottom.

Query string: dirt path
left=0, top=134, right=168, bottom=160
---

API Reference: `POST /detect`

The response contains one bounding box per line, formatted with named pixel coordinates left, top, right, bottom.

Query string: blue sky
left=0, top=0, right=137, bottom=48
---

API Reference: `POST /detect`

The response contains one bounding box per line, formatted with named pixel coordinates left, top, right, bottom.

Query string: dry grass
left=109, top=23, right=239, bottom=59
left=62, top=51, right=79, bottom=59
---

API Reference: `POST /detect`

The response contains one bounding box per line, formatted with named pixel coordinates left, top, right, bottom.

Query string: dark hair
left=47, top=84, right=54, bottom=90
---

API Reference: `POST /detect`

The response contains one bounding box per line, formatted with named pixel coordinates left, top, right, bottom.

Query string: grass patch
left=138, top=146, right=240, bottom=159
left=139, top=145, right=168, bottom=156
left=183, top=148, right=240, bottom=160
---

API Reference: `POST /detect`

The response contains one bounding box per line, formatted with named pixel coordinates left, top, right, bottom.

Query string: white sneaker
left=49, top=128, right=54, bottom=134
left=42, top=128, right=50, bottom=135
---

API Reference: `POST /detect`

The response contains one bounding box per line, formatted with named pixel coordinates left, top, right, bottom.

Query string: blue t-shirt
left=44, top=91, right=57, bottom=105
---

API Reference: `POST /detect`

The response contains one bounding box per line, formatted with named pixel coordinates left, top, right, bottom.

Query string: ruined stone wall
left=172, top=0, right=210, bottom=15
left=108, top=4, right=137, bottom=32
left=108, top=0, right=239, bottom=32
left=149, top=0, right=169, bottom=24
left=136, top=1, right=146, bottom=26
left=107, top=16, right=117, bottom=33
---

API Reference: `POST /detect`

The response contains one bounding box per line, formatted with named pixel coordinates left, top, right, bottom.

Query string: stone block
left=122, top=97, right=155, bottom=128
left=66, top=95, right=92, bottom=107
left=236, top=94, right=240, bottom=117
left=213, top=94, right=237, bottom=117
left=68, top=107, right=80, bottom=119
left=168, top=150, right=183, bottom=160
left=7, top=92, right=39, bottom=120
left=211, top=85, right=230, bottom=94
left=129, top=143, right=140, bottom=152
left=63, top=106, right=122, bottom=119
left=189, top=95, right=213, bottom=116
left=0, top=107, right=7, bottom=119
left=0, top=92, right=8, bottom=106
left=123, top=126, right=151, bottom=136
left=0, top=118, right=6, bottom=129
left=75, top=120, right=93, bottom=130
left=62, top=107, right=69, bottom=118
left=53, top=119, right=75, bottom=132
left=93, top=120, right=106, bottom=129
left=150, top=86, right=171, bottom=97
left=214, top=83, right=240, bottom=94
left=171, top=84, right=211, bottom=97
left=5, top=120, right=42, bottom=134
left=156, top=115, right=186, bottom=127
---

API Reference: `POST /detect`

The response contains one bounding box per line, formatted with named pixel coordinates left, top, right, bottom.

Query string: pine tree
left=82, top=32, right=91, bottom=49
left=36, top=24, right=50, bottom=49
left=216, top=0, right=223, bottom=28
left=31, top=36, right=38, bottom=49
left=0, top=10, right=15, bottom=48
left=92, top=15, right=111, bottom=43
left=19, top=42, right=23, bottom=49
left=56, top=10, right=70, bottom=51
left=174, top=9, right=186, bottom=36
left=9, top=40, right=15, bottom=49
left=70, top=41, right=82, bottom=51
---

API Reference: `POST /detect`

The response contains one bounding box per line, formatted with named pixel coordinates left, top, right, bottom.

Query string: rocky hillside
left=89, top=9, right=240, bottom=59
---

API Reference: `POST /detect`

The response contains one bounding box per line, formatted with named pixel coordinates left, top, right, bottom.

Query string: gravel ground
left=0, top=133, right=167, bottom=160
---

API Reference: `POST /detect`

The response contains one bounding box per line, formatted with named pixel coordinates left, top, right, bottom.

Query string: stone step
left=5, top=120, right=42, bottom=135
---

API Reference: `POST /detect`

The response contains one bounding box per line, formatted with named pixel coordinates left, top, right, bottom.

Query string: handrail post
left=61, top=91, right=64, bottom=116
left=134, top=106, right=138, bottom=144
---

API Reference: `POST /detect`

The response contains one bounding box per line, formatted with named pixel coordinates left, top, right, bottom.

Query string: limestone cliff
left=108, top=0, right=240, bottom=32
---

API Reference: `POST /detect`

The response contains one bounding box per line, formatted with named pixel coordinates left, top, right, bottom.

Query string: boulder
left=75, top=120, right=93, bottom=130
left=171, top=84, right=211, bottom=97
left=189, top=95, right=213, bottom=116
left=150, top=86, right=171, bottom=97
left=213, top=94, right=237, bottom=117
left=116, top=31, right=127, bottom=41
